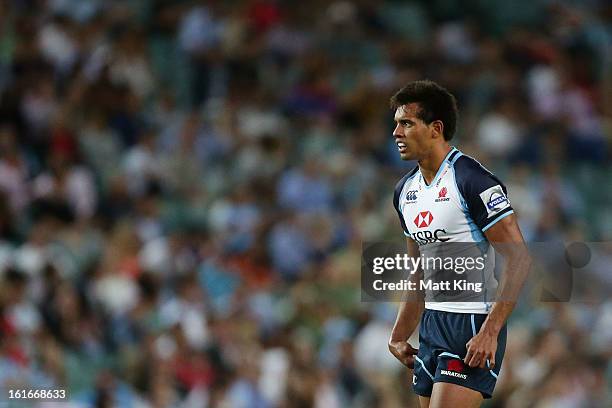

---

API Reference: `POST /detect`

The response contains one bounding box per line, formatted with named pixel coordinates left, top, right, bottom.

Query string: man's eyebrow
left=394, top=117, right=416, bottom=124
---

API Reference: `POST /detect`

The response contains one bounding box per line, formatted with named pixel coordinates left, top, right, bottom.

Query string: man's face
left=393, top=103, right=435, bottom=161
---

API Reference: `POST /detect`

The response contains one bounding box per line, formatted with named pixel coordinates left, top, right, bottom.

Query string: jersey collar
left=420, top=146, right=457, bottom=189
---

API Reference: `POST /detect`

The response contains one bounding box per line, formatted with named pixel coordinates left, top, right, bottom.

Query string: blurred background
left=0, top=0, right=611, bottom=407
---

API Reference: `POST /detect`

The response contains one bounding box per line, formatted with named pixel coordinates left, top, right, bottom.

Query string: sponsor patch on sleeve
left=479, top=185, right=510, bottom=217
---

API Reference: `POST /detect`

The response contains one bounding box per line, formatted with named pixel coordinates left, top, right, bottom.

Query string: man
left=388, top=80, right=531, bottom=407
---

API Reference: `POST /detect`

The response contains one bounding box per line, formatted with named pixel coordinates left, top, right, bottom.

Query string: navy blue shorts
left=412, top=309, right=507, bottom=399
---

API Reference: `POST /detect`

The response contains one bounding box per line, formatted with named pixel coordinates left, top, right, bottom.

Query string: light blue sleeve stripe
left=482, top=210, right=514, bottom=232
left=439, top=352, right=462, bottom=360
left=414, top=356, right=434, bottom=380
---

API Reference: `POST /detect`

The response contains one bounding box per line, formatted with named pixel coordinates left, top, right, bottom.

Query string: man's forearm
left=391, top=237, right=425, bottom=341
left=391, top=299, right=424, bottom=341
left=481, top=248, right=531, bottom=335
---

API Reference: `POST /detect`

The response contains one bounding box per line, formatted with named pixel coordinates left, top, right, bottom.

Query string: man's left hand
left=464, top=331, right=497, bottom=369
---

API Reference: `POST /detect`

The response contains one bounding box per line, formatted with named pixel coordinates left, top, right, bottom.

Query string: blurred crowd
left=0, top=0, right=611, bottom=407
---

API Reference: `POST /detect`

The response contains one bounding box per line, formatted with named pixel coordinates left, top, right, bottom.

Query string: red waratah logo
left=447, top=359, right=464, bottom=372
left=435, top=186, right=450, bottom=202
left=413, top=211, right=433, bottom=228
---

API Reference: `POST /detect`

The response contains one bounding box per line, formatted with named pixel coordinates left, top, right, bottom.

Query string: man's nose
left=393, top=124, right=402, bottom=136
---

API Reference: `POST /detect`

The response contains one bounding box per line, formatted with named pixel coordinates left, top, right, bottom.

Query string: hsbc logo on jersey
left=414, top=211, right=434, bottom=228
left=409, top=229, right=450, bottom=245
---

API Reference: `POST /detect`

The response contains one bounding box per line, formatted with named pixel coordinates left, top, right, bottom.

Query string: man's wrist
left=481, top=302, right=515, bottom=336
left=480, top=318, right=502, bottom=336
left=390, top=329, right=412, bottom=342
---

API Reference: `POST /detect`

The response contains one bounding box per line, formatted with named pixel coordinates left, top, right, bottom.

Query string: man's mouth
left=396, top=141, right=407, bottom=153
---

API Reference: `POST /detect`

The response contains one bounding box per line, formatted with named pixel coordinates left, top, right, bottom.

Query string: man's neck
left=419, top=144, right=452, bottom=186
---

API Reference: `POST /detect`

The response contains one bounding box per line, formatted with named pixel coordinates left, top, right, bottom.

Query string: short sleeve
left=453, top=156, right=514, bottom=232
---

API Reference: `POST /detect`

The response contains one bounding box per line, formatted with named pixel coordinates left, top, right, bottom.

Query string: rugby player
left=388, top=80, right=531, bottom=407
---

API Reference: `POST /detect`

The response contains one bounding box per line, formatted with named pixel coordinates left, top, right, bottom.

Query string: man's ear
left=431, top=120, right=444, bottom=138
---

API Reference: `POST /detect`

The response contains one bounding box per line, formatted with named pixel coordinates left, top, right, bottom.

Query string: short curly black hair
left=390, top=80, right=458, bottom=141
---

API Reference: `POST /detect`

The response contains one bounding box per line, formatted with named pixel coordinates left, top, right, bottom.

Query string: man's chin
left=399, top=152, right=414, bottom=161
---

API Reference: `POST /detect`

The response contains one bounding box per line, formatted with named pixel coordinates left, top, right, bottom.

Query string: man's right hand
left=388, top=340, right=418, bottom=368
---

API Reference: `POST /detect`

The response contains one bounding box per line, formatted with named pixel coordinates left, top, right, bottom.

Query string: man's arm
left=464, top=213, right=531, bottom=368
left=388, top=237, right=425, bottom=368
